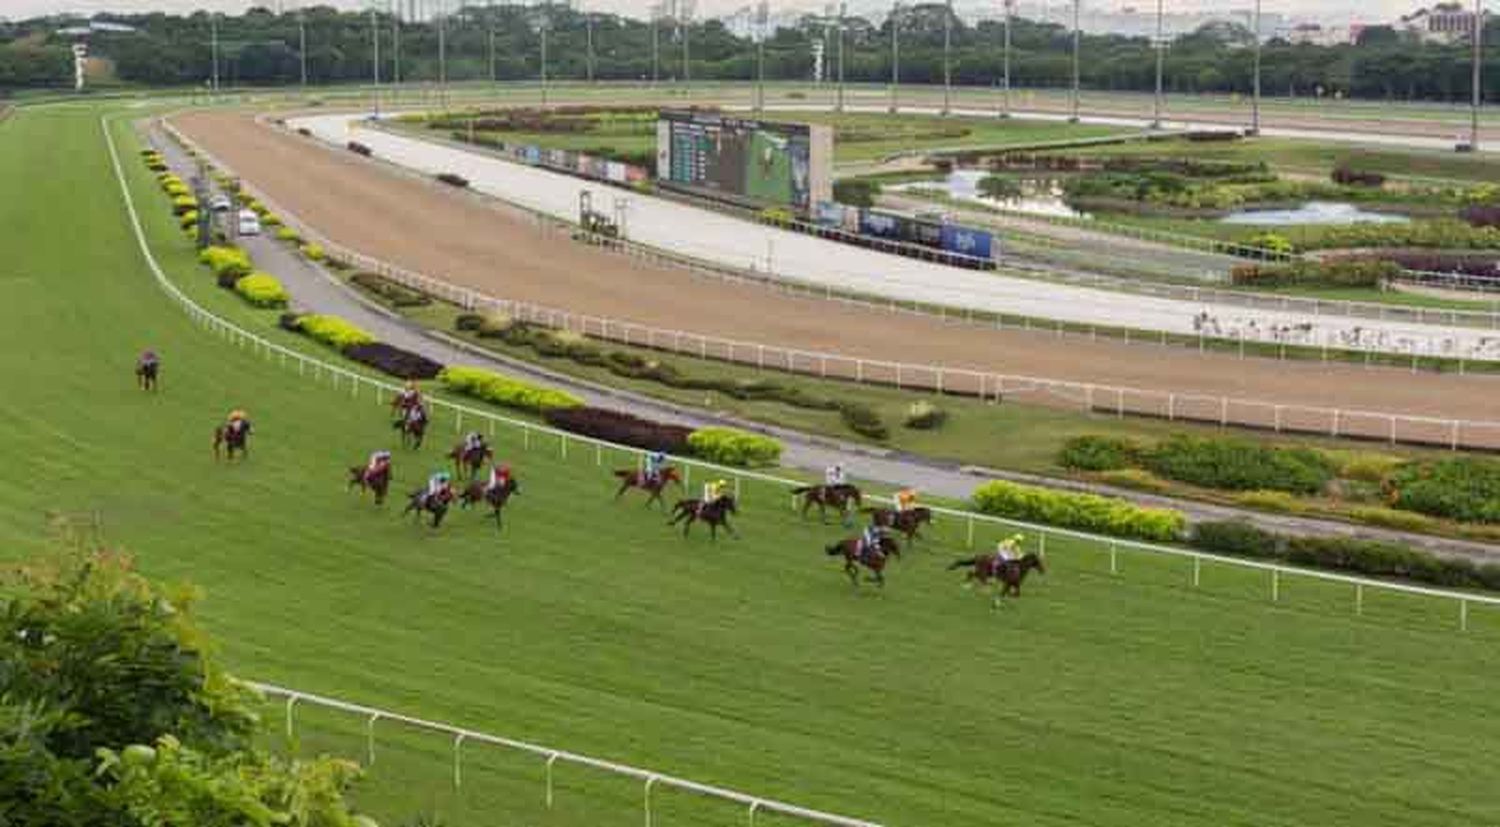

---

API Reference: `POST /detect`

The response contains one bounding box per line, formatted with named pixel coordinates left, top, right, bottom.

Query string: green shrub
left=970, top=480, right=1185, bottom=542
left=1059, top=435, right=1138, bottom=471
left=351, top=271, right=432, bottom=307
left=1190, top=520, right=1281, bottom=558
left=292, top=314, right=377, bottom=349
left=903, top=401, right=947, bottom=430
left=178, top=209, right=199, bottom=230
left=1230, top=258, right=1401, bottom=289
left=170, top=194, right=199, bottom=216
left=198, top=245, right=253, bottom=279
left=1245, top=231, right=1294, bottom=256
left=1144, top=435, right=1334, bottom=495
left=276, top=226, right=301, bottom=243
left=1347, top=506, right=1437, bottom=533
left=300, top=242, right=325, bottom=262
left=838, top=402, right=888, bottom=440
left=1331, top=451, right=1405, bottom=484
left=1097, top=468, right=1170, bottom=493
left=1388, top=458, right=1500, bottom=524
left=233, top=272, right=289, bottom=308
left=1233, top=490, right=1306, bottom=514
left=686, top=427, right=783, bottom=468
left=437, top=365, right=583, bottom=413
left=261, top=212, right=283, bottom=227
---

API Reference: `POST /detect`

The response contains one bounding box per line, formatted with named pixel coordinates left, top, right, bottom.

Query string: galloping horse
left=135, top=358, right=160, bottom=391
left=669, top=496, right=738, bottom=540
left=212, top=422, right=251, bottom=461
left=825, top=534, right=901, bottom=588
left=865, top=506, right=933, bottom=544
left=393, top=407, right=428, bottom=450
left=459, top=476, right=521, bottom=529
left=448, top=441, right=493, bottom=480
left=948, top=553, right=1046, bottom=606
left=403, top=486, right=454, bottom=528
left=613, top=467, right=682, bottom=508
left=792, top=484, right=862, bottom=525
left=348, top=464, right=391, bottom=505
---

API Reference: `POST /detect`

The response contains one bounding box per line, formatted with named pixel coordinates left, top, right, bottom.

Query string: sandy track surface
left=173, top=110, right=1500, bottom=431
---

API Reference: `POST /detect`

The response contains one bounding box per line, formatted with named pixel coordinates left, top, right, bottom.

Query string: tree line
left=1, top=3, right=1495, bottom=104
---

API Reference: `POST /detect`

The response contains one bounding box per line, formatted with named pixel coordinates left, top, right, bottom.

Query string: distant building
left=1400, top=3, right=1487, bottom=45
left=56, top=20, right=138, bottom=37
left=1286, top=22, right=1356, bottom=46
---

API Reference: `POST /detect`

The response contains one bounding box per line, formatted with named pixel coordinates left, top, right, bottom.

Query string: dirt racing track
left=172, top=110, right=1500, bottom=447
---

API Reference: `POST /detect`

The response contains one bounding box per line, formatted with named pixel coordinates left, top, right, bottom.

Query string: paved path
left=148, top=121, right=1500, bottom=563
left=291, top=112, right=1500, bottom=363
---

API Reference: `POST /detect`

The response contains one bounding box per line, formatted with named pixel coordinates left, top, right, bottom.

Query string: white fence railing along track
left=158, top=118, right=1500, bottom=453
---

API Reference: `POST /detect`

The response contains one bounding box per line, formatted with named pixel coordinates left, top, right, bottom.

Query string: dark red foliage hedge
left=544, top=407, right=692, bottom=454
left=341, top=342, right=444, bottom=380
left=435, top=172, right=469, bottom=188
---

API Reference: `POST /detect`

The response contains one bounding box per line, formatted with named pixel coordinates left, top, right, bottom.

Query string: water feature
left=1220, top=201, right=1410, bottom=226
left=889, top=170, right=1089, bottom=219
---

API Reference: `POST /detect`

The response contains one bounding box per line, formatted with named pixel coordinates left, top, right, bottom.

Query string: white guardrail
left=111, top=106, right=1500, bottom=827
left=159, top=118, right=1500, bottom=453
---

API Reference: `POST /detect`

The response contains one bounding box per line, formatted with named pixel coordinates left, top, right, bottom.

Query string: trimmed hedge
left=170, top=194, right=199, bottom=216
left=1190, top=520, right=1279, bottom=558
left=438, top=365, right=583, bottom=413
left=198, top=246, right=253, bottom=280
left=289, top=314, right=377, bottom=349
left=347, top=141, right=372, bottom=156
left=686, top=427, right=782, bottom=468
left=1059, top=435, right=1138, bottom=472
left=1388, top=458, right=1500, bottom=524
left=233, top=272, right=289, bottom=308
left=350, top=271, right=431, bottom=307
left=435, top=172, right=470, bottom=188
left=903, top=401, right=947, bottom=430
left=1230, top=258, right=1401, bottom=289
left=300, top=243, right=325, bottom=262
left=838, top=402, right=888, bottom=440
left=342, top=342, right=444, bottom=380
left=971, top=480, right=1186, bottom=542
left=1143, top=435, right=1334, bottom=496
left=545, top=407, right=693, bottom=454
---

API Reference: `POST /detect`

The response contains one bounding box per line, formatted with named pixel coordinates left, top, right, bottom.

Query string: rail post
left=455, top=409, right=463, bottom=434
left=366, top=713, right=379, bottom=765
left=1355, top=583, right=1363, bottom=616
left=561, top=433, right=568, bottom=460
left=452, top=733, right=465, bottom=790
left=284, top=695, right=299, bottom=742
left=1271, top=569, right=1280, bottom=603
left=545, top=753, right=558, bottom=808
left=1109, top=540, right=1118, bottom=574
left=966, top=515, right=975, bottom=548
left=644, top=775, right=658, bottom=827
left=748, top=800, right=761, bottom=825
left=1192, top=555, right=1201, bottom=587
left=1461, top=599, right=1469, bottom=632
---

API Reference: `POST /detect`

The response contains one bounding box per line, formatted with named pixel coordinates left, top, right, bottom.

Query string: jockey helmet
left=436, top=471, right=450, bottom=482
left=406, top=380, right=418, bottom=391
left=229, top=409, right=246, bottom=421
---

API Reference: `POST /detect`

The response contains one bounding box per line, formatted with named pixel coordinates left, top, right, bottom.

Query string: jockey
left=425, top=470, right=452, bottom=503
left=405, top=402, right=426, bottom=425
left=394, top=381, right=421, bottom=411
left=139, top=349, right=159, bottom=368
left=896, top=487, right=918, bottom=512
left=993, top=534, right=1023, bottom=570
left=860, top=524, right=884, bottom=559
left=701, top=479, right=727, bottom=509
left=644, top=451, right=667, bottom=483
left=825, top=464, right=846, bottom=488
left=365, top=450, right=391, bottom=480
left=226, top=410, right=250, bottom=436
left=463, top=431, right=486, bottom=456
left=485, top=463, right=511, bottom=495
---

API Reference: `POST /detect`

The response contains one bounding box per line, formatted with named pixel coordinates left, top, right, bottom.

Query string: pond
left=889, top=170, right=1089, bottom=219
left=1220, top=201, right=1411, bottom=226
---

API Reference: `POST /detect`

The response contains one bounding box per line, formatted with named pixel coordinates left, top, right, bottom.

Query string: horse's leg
left=614, top=480, right=631, bottom=500
left=493, top=505, right=503, bottom=531
left=875, top=567, right=885, bottom=588
left=725, top=516, right=740, bottom=539
left=844, top=560, right=858, bottom=587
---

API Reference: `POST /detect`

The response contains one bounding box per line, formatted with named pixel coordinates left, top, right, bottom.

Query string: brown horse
left=348, top=463, right=391, bottom=505
left=613, top=466, right=682, bottom=508
left=135, top=359, right=160, bottom=391
left=458, top=476, right=521, bottom=529
left=212, top=421, right=251, bottom=461
left=392, top=406, right=428, bottom=449
left=948, top=553, right=1046, bottom=606
left=825, top=534, right=901, bottom=588
left=669, top=496, right=738, bottom=540
left=792, top=484, right=862, bottom=525
left=865, top=506, right=933, bottom=543
left=403, top=486, right=454, bottom=528
left=448, top=440, right=493, bottom=480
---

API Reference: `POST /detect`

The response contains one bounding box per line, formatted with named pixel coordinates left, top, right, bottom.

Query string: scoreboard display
left=656, top=110, right=833, bottom=212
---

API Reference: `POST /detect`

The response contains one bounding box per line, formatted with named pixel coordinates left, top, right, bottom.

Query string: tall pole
left=299, top=9, right=307, bottom=89
left=370, top=7, right=380, bottom=118
left=836, top=1, right=846, bottom=112
left=392, top=5, right=401, bottom=89
left=1152, top=0, right=1164, bottom=128
left=1002, top=0, right=1012, bottom=117
left=942, top=0, right=952, bottom=115
left=1251, top=0, right=1262, bottom=134
left=210, top=14, right=220, bottom=94
left=755, top=1, right=767, bottom=111
left=1471, top=0, right=1483, bottom=150
left=541, top=14, right=549, bottom=107
left=1070, top=0, right=1081, bottom=122
left=889, top=1, right=899, bottom=113
left=682, top=0, right=692, bottom=89
left=652, top=5, right=660, bottom=85
left=438, top=3, right=448, bottom=109
left=586, top=12, right=595, bottom=83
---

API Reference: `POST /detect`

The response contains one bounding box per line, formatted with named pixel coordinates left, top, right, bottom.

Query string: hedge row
left=1230, top=258, right=1401, bottom=288
left=971, top=480, right=1186, bottom=543
left=1060, top=434, right=1334, bottom=496
left=437, top=365, right=583, bottom=413
left=342, top=342, right=444, bottom=380
left=1190, top=521, right=1500, bottom=592
left=233, top=273, right=289, bottom=308
left=686, top=427, right=782, bottom=468
left=435, top=172, right=469, bottom=188
left=199, top=246, right=253, bottom=280
left=1388, top=458, right=1500, bottom=524
left=351, top=271, right=431, bottom=307
left=544, top=407, right=693, bottom=454
left=283, top=313, right=377, bottom=350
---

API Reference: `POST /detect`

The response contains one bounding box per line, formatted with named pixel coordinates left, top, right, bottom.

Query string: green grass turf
left=3, top=103, right=1500, bottom=826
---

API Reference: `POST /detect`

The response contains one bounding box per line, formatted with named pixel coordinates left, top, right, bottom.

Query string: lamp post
left=682, top=0, right=694, bottom=89
left=298, top=8, right=307, bottom=89
left=1070, top=0, right=1081, bottom=123
left=755, top=0, right=769, bottom=111
left=1002, top=0, right=1012, bottom=117
left=889, top=1, right=900, bottom=113
left=836, top=1, right=846, bottom=112
left=1470, top=0, right=1483, bottom=151
left=651, top=3, right=660, bottom=86
left=438, top=2, right=448, bottom=110
left=942, top=0, right=952, bottom=115
left=210, top=14, right=220, bottom=95
left=370, top=6, right=380, bottom=118
left=586, top=9, right=595, bottom=83
left=1152, top=0, right=1164, bottom=128
left=391, top=3, right=402, bottom=91
left=1250, top=0, right=1262, bottom=135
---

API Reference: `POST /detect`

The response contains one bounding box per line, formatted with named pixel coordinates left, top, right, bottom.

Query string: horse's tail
left=825, top=543, right=846, bottom=556
left=948, top=556, right=981, bottom=570
left=614, top=469, right=636, bottom=480
left=791, top=486, right=816, bottom=495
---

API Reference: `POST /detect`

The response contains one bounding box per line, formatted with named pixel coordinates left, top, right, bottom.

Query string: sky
left=0, top=0, right=1478, bottom=24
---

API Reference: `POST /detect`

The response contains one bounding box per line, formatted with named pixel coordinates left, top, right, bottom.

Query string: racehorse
left=448, top=441, right=493, bottom=480
left=865, top=506, right=933, bottom=543
left=393, top=407, right=428, bottom=449
left=348, top=464, right=391, bottom=505
left=613, top=467, right=682, bottom=508
left=459, top=476, right=521, bottom=529
left=403, top=486, right=454, bottom=528
left=669, top=495, right=738, bottom=540
left=212, top=423, right=250, bottom=461
left=948, top=553, right=1046, bottom=606
left=135, top=359, right=159, bottom=391
left=791, top=484, right=862, bottom=525
left=825, top=534, right=901, bottom=588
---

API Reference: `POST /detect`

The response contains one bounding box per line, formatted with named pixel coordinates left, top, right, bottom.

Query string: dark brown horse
left=825, top=534, right=901, bottom=588
left=135, top=358, right=160, bottom=391
left=212, top=421, right=251, bottom=461
left=669, top=496, right=738, bottom=540
left=403, top=486, right=454, bottom=528
left=458, top=476, right=521, bottom=529
left=448, top=440, right=493, bottom=480
left=613, top=466, right=682, bottom=508
left=792, top=484, right=862, bottom=525
left=348, top=463, right=392, bottom=505
left=865, top=506, right=933, bottom=543
left=948, top=553, right=1046, bottom=606
left=392, top=406, right=428, bottom=449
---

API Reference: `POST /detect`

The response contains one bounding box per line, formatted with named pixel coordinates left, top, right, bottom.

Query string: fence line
left=157, top=119, right=1500, bottom=452
left=251, top=681, right=882, bottom=827
left=112, top=114, right=1500, bottom=631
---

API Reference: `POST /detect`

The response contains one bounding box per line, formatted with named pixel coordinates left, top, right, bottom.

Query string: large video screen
left=658, top=111, right=827, bottom=211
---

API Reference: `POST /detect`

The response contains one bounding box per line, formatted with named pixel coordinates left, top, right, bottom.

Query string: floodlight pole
left=541, top=23, right=549, bottom=106
left=210, top=14, right=220, bottom=95
left=651, top=10, right=660, bottom=85
left=299, top=10, right=308, bottom=89
left=586, top=12, right=595, bottom=83
left=1471, top=0, right=1483, bottom=151
left=370, top=7, right=381, bottom=118
left=1250, top=0, right=1262, bottom=135
left=1070, top=0, right=1081, bottom=122
left=438, top=6, right=448, bottom=109
left=942, top=0, right=952, bottom=115
left=1002, top=0, right=1012, bottom=117
left=682, top=8, right=691, bottom=89
left=836, top=2, right=846, bottom=112
left=755, top=11, right=766, bottom=111
left=392, top=6, right=401, bottom=89
left=889, top=2, right=899, bottom=113
left=1152, top=0, right=1164, bottom=128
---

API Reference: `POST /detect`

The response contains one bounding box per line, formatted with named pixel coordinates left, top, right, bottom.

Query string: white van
left=236, top=209, right=261, bottom=236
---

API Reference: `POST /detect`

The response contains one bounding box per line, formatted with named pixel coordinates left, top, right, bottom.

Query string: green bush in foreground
left=971, top=479, right=1186, bottom=542
left=234, top=272, right=290, bottom=308
left=292, top=314, right=377, bottom=350
left=276, top=226, right=302, bottom=243
left=300, top=242, right=325, bottom=262
left=438, top=365, right=583, bottom=413
left=686, top=427, right=783, bottom=468
left=198, top=245, right=253, bottom=280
